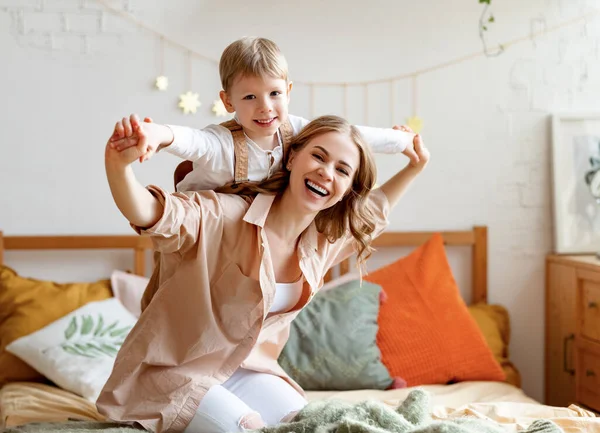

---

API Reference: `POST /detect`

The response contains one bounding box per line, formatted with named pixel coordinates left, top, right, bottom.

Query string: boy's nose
left=259, top=99, right=273, bottom=112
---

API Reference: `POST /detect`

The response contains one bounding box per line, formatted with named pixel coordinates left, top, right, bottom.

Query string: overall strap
left=278, top=119, right=294, bottom=160
left=220, top=119, right=248, bottom=183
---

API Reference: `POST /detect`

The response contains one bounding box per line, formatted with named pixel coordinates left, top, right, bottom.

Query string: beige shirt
left=96, top=186, right=390, bottom=433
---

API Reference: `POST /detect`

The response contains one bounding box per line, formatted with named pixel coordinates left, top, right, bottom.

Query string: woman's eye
left=313, top=154, right=324, bottom=161
left=337, top=168, right=349, bottom=176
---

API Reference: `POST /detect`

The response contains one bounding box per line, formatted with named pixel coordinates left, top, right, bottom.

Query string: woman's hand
left=109, top=114, right=173, bottom=163
left=105, top=117, right=156, bottom=168
left=406, top=133, right=430, bottom=172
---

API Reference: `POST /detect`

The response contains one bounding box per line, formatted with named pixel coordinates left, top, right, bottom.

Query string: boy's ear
left=219, top=91, right=236, bottom=113
left=286, top=81, right=293, bottom=103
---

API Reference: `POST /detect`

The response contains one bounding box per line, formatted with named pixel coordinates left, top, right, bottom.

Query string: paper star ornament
left=212, top=99, right=228, bottom=117
left=155, top=75, right=169, bottom=91
left=406, top=116, right=424, bottom=134
left=178, top=91, right=201, bottom=114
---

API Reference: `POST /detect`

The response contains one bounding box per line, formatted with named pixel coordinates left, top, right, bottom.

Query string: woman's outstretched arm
left=379, top=133, right=430, bottom=208
left=105, top=124, right=164, bottom=229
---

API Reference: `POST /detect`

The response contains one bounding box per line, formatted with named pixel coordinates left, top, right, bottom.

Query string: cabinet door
left=545, top=261, right=577, bottom=406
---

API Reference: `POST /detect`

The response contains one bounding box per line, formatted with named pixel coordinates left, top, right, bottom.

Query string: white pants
left=183, top=368, right=307, bottom=433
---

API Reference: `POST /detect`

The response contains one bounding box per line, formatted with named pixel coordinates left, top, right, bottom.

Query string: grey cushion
left=279, top=280, right=393, bottom=390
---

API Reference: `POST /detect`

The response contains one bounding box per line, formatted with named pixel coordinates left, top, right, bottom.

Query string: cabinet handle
left=588, top=302, right=598, bottom=309
left=586, top=370, right=596, bottom=377
left=563, top=334, right=575, bottom=376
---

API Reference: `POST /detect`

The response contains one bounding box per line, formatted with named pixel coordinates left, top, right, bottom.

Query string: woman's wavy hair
left=223, top=115, right=378, bottom=266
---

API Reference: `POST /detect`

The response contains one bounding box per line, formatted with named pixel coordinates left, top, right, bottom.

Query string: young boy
left=110, top=36, right=419, bottom=193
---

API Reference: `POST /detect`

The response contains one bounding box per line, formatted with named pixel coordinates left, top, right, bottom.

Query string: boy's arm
left=110, top=114, right=223, bottom=163
left=353, top=124, right=415, bottom=154
left=161, top=123, right=224, bottom=161
left=287, top=114, right=417, bottom=161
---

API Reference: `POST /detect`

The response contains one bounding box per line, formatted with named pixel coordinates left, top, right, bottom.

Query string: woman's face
left=287, top=131, right=360, bottom=214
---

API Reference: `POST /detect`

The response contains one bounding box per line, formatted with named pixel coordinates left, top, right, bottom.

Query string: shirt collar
left=243, top=193, right=276, bottom=228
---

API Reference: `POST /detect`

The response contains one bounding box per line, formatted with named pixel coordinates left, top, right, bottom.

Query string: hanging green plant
left=61, top=314, right=131, bottom=358
left=479, top=0, right=504, bottom=57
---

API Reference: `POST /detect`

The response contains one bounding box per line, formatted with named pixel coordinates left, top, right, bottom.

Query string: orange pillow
left=0, top=266, right=112, bottom=385
left=365, top=234, right=505, bottom=386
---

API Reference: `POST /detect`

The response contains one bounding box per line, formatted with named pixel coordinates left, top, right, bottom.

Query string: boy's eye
left=271, top=91, right=282, bottom=97
left=243, top=95, right=256, bottom=100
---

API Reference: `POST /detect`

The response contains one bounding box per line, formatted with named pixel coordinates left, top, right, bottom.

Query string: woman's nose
left=318, top=165, right=333, bottom=180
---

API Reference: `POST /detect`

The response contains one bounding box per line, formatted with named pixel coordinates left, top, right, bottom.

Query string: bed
left=0, top=227, right=599, bottom=432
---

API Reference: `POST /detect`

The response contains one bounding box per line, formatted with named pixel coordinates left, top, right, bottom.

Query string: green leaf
left=488, top=15, right=495, bottom=22
left=479, top=0, right=491, bottom=4
left=482, top=25, right=488, bottom=31
left=63, top=344, right=94, bottom=358
left=81, top=315, right=94, bottom=335
left=64, top=317, right=77, bottom=340
left=94, top=314, right=104, bottom=336
left=100, top=343, right=119, bottom=356
left=85, top=342, right=109, bottom=357
left=109, top=326, right=132, bottom=338
left=99, top=321, right=119, bottom=337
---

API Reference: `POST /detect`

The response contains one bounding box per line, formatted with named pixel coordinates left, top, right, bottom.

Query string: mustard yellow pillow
left=0, top=266, right=112, bottom=385
left=468, top=303, right=521, bottom=387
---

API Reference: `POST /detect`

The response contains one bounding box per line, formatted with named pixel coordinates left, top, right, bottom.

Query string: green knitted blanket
left=3, top=390, right=563, bottom=433
left=253, top=390, right=562, bottom=433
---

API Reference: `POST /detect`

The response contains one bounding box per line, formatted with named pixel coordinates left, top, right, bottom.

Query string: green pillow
left=279, top=280, right=393, bottom=390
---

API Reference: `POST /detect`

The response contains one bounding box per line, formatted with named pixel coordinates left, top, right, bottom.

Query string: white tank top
left=269, top=278, right=304, bottom=314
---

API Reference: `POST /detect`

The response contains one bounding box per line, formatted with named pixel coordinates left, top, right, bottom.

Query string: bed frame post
left=472, top=226, right=488, bottom=304
left=134, top=246, right=146, bottom=276
left=0, top=231, right=4, bottom=266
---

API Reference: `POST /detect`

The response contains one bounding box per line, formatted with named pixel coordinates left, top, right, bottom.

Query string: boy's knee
left=238, top=412, right=265, bottom=430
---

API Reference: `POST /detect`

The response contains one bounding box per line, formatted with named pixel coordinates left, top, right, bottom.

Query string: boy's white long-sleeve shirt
left=165, top=114, right=414, bottom=192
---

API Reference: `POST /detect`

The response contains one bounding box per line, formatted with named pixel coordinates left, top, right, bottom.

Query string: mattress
left=2, top=381, right=598, bottom=432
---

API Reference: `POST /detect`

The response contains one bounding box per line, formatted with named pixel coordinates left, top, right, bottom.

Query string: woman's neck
left=265, top=192, right=316, bottom=243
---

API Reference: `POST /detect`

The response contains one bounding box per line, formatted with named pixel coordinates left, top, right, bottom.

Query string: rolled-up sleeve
left=131, top=185, right=225, bottom=255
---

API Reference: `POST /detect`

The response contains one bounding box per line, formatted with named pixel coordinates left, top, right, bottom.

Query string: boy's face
left=220, top=74, right=292, bottom=141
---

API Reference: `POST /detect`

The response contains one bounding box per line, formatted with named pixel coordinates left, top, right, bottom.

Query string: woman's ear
left=286, top=152, right=296, bottom=171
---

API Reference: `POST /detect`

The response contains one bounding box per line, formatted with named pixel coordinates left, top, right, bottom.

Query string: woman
left=97, top=115, right=430, bottom=433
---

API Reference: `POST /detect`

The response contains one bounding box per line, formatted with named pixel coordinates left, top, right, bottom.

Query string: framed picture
left=551, top=113, right=600, bottom=254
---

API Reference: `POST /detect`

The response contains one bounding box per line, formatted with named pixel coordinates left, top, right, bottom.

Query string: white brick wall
left=0, top=0, right=131, bottom=53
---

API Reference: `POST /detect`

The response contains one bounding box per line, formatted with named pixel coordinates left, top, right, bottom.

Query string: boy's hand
left=110, top=114, right=167, bottom=163
left=393, top=124, right=419, bottom=165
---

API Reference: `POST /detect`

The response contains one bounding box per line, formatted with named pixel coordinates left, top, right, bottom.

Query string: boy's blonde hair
left=219, top=37, right=289, bottom=92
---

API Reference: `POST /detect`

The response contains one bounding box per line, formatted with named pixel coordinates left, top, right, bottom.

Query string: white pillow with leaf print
left=6, top=297, right=136, bottom=402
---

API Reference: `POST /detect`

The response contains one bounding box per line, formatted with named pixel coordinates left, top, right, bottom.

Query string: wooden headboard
left=0, top=225, right=487, bottom=304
